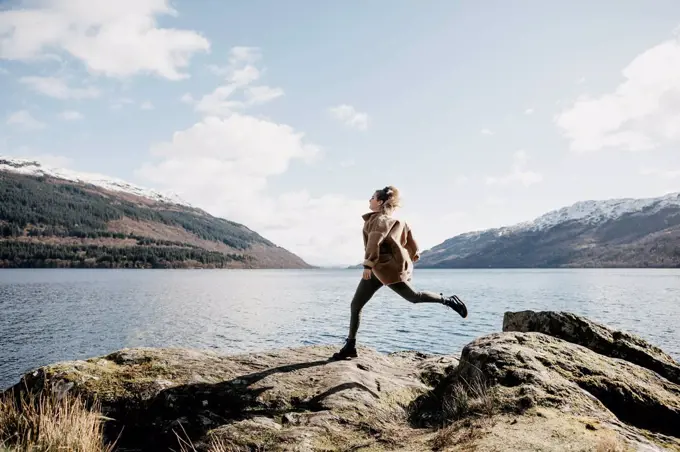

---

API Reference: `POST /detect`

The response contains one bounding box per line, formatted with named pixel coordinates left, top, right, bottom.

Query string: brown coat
left=362, top=211, right=420, bottom=285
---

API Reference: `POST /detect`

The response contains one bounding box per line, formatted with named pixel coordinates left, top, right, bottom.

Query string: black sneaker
left=331, top=338, right=357, bottom=360
left=442, top=294, right=468, bottom=318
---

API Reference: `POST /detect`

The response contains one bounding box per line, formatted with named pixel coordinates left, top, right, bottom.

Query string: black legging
left=348, top=272, right=444, bottom=339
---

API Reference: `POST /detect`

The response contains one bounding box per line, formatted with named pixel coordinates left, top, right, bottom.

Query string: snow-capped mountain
left=0, top=157, right=189, bottom=206
left=418, top=193, right=680, bottom=268
left=518, top=193, right=680, bottom=232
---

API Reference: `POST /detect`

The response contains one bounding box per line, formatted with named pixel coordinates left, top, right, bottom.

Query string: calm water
left=1, top=269, right=679, bottom=389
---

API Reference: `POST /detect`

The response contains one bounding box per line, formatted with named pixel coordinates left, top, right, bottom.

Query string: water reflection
left=1, top=268, right=679, bottom=389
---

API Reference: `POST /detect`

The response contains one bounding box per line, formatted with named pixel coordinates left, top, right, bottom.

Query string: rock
left=466, top=333, right=679, bottom=436
left=412, top=329, right=680, bottom=451
left=4, top=311, right=679, bottom=451
left=5, top=345, right=451, bottom=451
left=503, top=310, right=680, bottom=385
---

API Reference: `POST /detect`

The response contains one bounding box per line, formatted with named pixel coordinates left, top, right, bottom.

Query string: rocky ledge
left=3, top=311, right=680, bottom=451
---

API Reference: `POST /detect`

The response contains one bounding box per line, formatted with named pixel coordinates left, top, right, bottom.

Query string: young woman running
left=331, top=186, right=468, bottom=360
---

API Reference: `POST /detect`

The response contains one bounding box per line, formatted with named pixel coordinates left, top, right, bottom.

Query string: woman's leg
left=331, top=273, right=384, bottom=360
left=388, top=281, right=468, bottom=317
left=388, top=281, right=442, bottom=304
left=348, top=272, right=384, bottom=340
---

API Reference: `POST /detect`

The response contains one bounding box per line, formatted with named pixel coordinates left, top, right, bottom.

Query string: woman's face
left=369, top=191, right=382, bottom=212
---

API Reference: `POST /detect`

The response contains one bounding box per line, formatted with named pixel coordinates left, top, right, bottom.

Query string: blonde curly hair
left=375, top=186, right=401, bottom=213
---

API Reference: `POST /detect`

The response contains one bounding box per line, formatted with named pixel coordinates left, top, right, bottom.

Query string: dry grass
left=431, top=420, right=487, bottom=451
left=0, top=391, right=114, bottom=452
left=352, top=389, right=422, bottom=448
left=177, top=436, right=269, bottom=452
left=595, top=435, right=626, bottom=452
left=428, top=373, right=498, bottom=451
left=176, top=436, right=246, bottom=452
left=173, top=423, right=269, bottom=452
left=441, top=373, right=497, bottom=423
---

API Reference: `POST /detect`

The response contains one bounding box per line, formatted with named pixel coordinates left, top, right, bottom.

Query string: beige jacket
left=362, top=211, right=420, bottom=285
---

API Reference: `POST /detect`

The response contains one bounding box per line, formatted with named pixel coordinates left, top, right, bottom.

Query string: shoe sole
left=331, top=355, right=357, bottom=361
left=452, top=295, right=468, bottom=318
left=331, top=351, right=358, bottom=360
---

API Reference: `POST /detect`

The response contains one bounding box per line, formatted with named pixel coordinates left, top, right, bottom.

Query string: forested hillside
left=0, top=170, right=310, bottom=269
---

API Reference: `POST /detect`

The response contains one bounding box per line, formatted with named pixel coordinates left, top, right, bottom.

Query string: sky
left=1, top=0, right=680, bottom=267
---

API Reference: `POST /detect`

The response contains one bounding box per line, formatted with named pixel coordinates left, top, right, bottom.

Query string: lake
left=1, top=268, right=679, bottom=390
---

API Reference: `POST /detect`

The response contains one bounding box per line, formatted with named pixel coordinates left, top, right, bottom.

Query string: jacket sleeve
left=363, top=217, right=393, bottom=268
left=404, top=225, right=420, bottom=263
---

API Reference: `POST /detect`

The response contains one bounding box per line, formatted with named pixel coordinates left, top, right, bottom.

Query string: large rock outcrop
left=409, top=312, right=680, bottom=451
left=4, top=311, right=679, bottom=451
left=503, top=310, right=680, bottom=385
left=5, top=346, right=457, bottom=451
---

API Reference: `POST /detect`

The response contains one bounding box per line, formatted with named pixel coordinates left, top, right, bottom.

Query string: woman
left=332, top=186, right=468, bottom=360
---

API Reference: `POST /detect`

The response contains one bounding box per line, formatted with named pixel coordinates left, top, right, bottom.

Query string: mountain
left=417, top=193, right=680, bottom=268
left=0, top=157, right=311, bottom=269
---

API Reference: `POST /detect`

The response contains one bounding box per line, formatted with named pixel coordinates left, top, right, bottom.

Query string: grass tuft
left=0, top=391, right=114, bottom=452
left=595, top=435, right=626, bottom=452
left=441, top=372, right=497, bottom=423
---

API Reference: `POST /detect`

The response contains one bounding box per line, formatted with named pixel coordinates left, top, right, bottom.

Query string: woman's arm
left=405, top=225, right=420, bottom=262
left=363, top=216, right=393, bottom=268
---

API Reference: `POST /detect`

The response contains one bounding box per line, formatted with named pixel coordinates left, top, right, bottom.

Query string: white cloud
left=138, top=49, right=373, bottom=266
left=144, top=114, right=318, bottom=171
left=194, top=47, right=283, bottom=116
left=245, top=85, right=284, bottom=105
left=0, top=0, right=209, bottom=80
left=0, top=67, right=8, bottom=74
left=19, top=76, right=99, bottom=99
left=140, top=101, right=154, bottom=110
left=556, top=34, right=680, bottom=152
left=481, top=128, right=494, bottom=135
left=58, top=110, right=83, bottom=121
left=486, top=150, right=543, bottom=187
left=577, top=76, right=586, bottom=84
left=229, top=46, right=261, bottom=64
left=136, top=113, right=369, bottom=265
left=195, top=83, right=283, bottom=115
left=207, top=47, right=261, bottom=78
left=329, top=104, right=369, bottom=130
left=525, top=108, right=534, bottom=115
left=6, top=110, right=46, bottom=130
left=244, top=191, right=367, bottom=266
left=640, top=168, right=680, bottom=179
left=180, top=93, right=194, bottom=104
left=230, top=65, right=260, bottom=86
left=194, top=87, right=240, bottom=115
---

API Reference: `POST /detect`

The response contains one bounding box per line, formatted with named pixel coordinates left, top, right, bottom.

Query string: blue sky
left=2, top=0, right=680, bottom=266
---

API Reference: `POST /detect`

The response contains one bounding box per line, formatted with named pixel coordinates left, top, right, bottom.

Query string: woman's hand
left=362, top=268, right=372, bottom=280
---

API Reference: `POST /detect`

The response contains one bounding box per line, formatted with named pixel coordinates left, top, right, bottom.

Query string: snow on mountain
left=436, top=191, right=680, bottom=246
left=421, top=191, right=680, bottom=268
left=0, top=156, right=189, bottom=207
left=523, top=192, right=680, bottom=232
